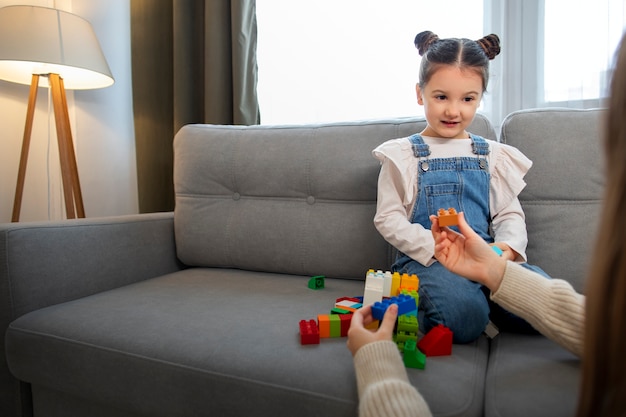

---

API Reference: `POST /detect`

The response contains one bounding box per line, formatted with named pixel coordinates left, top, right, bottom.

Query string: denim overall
left=392, top=133, right=549, bottom=343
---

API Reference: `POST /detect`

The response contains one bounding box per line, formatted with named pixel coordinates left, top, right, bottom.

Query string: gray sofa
left=1, top=108, right=604, bottom=417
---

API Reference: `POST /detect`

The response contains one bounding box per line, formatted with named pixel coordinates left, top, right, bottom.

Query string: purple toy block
left=371, top=294, right=416, bottom=320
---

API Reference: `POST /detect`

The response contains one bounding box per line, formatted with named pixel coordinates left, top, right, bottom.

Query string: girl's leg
left=395, top=260, right=490, bottom=344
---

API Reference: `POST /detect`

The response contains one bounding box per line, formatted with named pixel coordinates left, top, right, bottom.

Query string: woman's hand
left=430, top=211, right=506, bottom=292
left=347, top=304, right=398, bottom=356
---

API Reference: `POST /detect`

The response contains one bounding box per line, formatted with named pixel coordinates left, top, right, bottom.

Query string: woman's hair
left=413, top=31, right=501, bottom=92
left=576, top=32, right=626, bottom=417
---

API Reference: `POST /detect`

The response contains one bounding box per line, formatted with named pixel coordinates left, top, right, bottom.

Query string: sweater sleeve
left=372, top=139, right=436, bottom=266
left=491, top=262, right=585, bottom=357
left=353, top=340, right=433, bottom=417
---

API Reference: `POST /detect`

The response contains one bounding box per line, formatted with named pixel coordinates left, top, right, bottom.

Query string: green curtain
left=131, top=0, right=259, bottom=213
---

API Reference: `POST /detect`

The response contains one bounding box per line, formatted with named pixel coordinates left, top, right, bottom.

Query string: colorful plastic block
left=437, top=207, right=458, bottom=227
left=299, top=319, right=320, bottom=345
left=418, top=324, right=453, bottom=356
left=403, top=339, right=426, bottom=369
left=308, top=275, right=325, bottom=289
left=339, top=314, right=352, bottom=336
left=335, top=298, right=362, bottom=312
left=399, top=273, right=419, bottom=292
left=329, top=314, right=341, bottom=337
left=371, top=294, right=417, bottom=320
left=397, top=314, right=419, bottom=334
left=390, top=272, right=401, bottom=296
left=363, top=270, right=385, bottom=306
left=317, top=314, right=331, bottom=338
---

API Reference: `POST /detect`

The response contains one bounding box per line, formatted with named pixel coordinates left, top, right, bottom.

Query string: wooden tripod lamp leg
left=12, top=73, right=86, bottom=221
left=58, top=76, right=85, bottom=218
left=11, top=74, right=40, bottom=222
left=49, top=74, right=77, bottom=219
left=49, top=73, right=85, bottom=219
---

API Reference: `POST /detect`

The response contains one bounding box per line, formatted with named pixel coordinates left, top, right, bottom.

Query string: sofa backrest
left=173, top=114, right=496, bottom=279
left=500, top=108, right=605, bottom=292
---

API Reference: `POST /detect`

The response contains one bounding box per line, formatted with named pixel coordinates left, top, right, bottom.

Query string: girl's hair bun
left=414, top=30, right=440, bottom=56
left=476, top=34, right=501, bottom=60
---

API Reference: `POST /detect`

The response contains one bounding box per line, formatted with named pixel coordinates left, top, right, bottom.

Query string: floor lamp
left=0, top=5, right=114, bottom=221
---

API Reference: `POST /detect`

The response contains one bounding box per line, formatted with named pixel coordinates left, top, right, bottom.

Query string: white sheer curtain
left=257, top=0, right=625, bottom=128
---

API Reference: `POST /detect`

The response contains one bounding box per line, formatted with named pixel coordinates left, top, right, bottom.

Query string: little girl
left=373, top=31, right=549, bottom=343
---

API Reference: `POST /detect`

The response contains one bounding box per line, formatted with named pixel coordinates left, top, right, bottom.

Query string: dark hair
left=413, top=31, right=501, bottom=92
left=576, top=32, right=626, bottom=417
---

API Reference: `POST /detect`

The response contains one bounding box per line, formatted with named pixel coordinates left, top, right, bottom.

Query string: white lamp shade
left=0, top=5, right=114, bottom=90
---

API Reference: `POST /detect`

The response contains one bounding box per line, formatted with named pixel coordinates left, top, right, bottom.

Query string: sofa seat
left=7, top=268, right=488, bottom=417
left=485, top=333, right=580, bottom=417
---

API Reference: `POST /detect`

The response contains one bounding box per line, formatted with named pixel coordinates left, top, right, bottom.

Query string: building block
left=363, top=270, right=384, bottom=306
left=437, top=207, right=458, bottom=227
left=339, top=313, right=352, bottom=336
left=317, top=314, right=331, bottom=338
left=491, top=245, right=503, bottom=256
left=330, top=307, right=353, bottom=315
left=397, top=314, right=419, bottom=334
left=390, top=272, right=401, bottom=296
left=418, top=324, right=453, bottom=356
left=299, top=319, right=320, bottom=345
left=329, top=314, right=341, bottom=337
left=399, top=273, right=419, bottom=292
left=335, top=298, right=362, bottom=312
left=371, top=293, right=417, bottom=320
left=403, top=339, right=426, bottom=369
left=308, top=275, right=325, bottom=290
left=382, top=270, right=392, bottom=297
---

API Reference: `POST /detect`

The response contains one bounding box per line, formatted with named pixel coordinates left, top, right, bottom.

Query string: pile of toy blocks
left=298, top=270, right=453, bottom=369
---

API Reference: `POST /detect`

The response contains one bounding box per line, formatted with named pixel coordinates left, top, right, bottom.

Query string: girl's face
left=416, top=66, right=483, bottom=139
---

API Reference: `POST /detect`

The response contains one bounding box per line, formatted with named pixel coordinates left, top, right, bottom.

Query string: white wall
left=0, top=0, right=138, bottom=222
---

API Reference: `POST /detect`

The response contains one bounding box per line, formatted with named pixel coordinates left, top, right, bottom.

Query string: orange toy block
left=317, top=314, right=331, bottom=338
left=437, top=208, right=458, bottom=227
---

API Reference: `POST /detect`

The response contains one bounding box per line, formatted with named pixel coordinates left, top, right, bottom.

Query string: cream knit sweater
left=352, top=261, right=585, bottom=417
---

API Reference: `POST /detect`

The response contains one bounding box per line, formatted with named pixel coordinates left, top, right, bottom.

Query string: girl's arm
left=374, top=157, right=436, bottom=266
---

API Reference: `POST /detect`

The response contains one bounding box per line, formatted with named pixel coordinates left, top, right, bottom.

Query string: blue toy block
left=371, top=293, right=417, bottom=320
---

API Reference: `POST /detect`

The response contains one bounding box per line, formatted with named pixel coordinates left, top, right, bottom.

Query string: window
left=257, top=1, right=625, bottom=126
left=543, top=0, right=625, bottom=105
left=256, top=0, right=483, bottom=125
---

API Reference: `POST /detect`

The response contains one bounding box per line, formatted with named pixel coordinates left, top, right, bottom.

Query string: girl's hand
left=490, top=242, right=518, bottom=262
left=430, top=212, right=506, bottom=292
left=347, top=304, right=398, bottom=356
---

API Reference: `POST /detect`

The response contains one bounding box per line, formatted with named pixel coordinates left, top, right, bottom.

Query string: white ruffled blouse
left=372, top=135, right=532, bottom=266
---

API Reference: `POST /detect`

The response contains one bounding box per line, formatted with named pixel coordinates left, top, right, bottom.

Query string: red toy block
left=299, top=319, right=320, bottom=345
left=339, top=313, right=353, bottom=336
left=437, top=207, right=458, bottom=227
left=418, top=324, right=453, bottom=356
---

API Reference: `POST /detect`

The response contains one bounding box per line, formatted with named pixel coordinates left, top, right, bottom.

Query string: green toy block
left=403, top=339, right=426, bottom=369
left=308, top=275, right=325, bottom=290
left=329, top=314, right=341, bottom=337
left=397, top=315, right=418, bottom=333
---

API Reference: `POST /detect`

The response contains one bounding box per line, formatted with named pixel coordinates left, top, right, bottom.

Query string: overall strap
left=409, top=134, right=431, bottom=158
left=470, top=134, right=490, bottom=156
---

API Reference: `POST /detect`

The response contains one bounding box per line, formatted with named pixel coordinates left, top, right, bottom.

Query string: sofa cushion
left=500, top=108, right=605, bottom=292
left=6, top=269, right=489, bottom=417
left=173, top=115, right=496, bottom=279
left=485, top=334, right=580, bottom=417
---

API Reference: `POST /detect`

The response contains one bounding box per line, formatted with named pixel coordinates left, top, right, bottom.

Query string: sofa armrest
left=0, top=212, right=183, bottom=416
left=0, top=211, right=183, bottom=320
